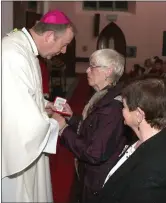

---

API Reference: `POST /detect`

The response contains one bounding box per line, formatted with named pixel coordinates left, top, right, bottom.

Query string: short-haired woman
left=90, top=77, right=166, bottom=203
left=52, top=49, right=128, bottom=202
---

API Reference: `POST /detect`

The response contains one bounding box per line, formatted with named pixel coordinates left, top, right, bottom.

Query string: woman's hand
left=52, top=112, right=67, bottom=130
left=62, top=103, right=73, bottom=116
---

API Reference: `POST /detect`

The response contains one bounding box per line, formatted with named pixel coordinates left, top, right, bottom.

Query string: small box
left=53, top=97, right=71, bottom=116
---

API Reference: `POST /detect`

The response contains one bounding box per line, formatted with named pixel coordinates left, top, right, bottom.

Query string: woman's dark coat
left=89, top=128, right=166, bottom=203
left=60, top=84, right=127, bottom=202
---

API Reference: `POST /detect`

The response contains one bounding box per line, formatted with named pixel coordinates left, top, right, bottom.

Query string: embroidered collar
left=22, top=27, right=38, bottom=56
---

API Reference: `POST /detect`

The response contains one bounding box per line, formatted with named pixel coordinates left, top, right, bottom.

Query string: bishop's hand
left=45, top=102, right=57, bottom=115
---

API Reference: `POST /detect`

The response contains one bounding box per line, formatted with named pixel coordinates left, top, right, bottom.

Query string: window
left=28, top=1, right=37, bottom=11
left=83, top=1, right=97, bottom=10
left=83, top=1, right=128, bottom=11
left=99, top=2, right=113, bottom=9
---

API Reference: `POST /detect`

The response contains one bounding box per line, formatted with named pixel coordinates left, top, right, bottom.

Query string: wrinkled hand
left=62, top=103, right=73, bottom=116
left=52, top=112, right=67, bottom=130
left=45, top=102, right=57, bottom=115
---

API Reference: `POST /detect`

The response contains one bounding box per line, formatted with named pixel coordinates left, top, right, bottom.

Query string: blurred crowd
left=129, top=56, right=166, bottom=78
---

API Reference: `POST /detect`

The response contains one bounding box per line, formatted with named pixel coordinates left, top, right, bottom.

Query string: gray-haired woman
left=52, top=49, right=128, bottom=202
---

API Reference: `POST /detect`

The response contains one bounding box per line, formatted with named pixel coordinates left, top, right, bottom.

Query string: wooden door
left=26, top=11, right=42, bottom=29
left=64, top=37, right=76, bottom=77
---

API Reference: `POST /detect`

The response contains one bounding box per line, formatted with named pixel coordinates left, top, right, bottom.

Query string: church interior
left=2, top=1, right=166, bottom=203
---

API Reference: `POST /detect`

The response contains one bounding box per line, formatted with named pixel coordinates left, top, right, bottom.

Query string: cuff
left=59, top=123, right=69, bottom=136
left=43, top=118, right=59, bottom=154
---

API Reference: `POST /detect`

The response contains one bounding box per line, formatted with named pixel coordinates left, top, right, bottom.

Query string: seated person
left=153, top=55, right=160, bottom=62
left=52, top=49, right=129, bottom=203
left=143, top=58, right=153, bottom=74
left=149, top=58, right=163, bottom=75
left=129, top=64, right=145, bottom=78
left=89, top=77, right=166, bottom=203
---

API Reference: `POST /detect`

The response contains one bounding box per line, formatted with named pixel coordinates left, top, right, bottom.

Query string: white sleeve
left=2, top=48, right=56, bottom=178
left=43, top=118, right=59, bottom=154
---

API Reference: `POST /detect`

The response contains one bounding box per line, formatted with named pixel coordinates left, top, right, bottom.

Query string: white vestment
left=2, top=28, right=59, bottom=202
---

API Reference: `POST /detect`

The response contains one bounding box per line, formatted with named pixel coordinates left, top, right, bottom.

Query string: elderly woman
left=52, top=49, right=127, bottom=202
left=90, top=77, right=166, bottom=203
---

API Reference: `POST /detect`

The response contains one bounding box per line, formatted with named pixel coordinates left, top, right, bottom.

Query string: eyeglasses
left=88, top=64, right=107, bottom=70
left=89, top=65, right=101, bottom=69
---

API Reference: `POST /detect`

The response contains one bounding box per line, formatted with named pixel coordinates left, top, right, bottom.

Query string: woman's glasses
left=88, top=64, right=107, bottom=71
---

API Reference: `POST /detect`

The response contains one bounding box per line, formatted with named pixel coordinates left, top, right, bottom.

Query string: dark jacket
left=90, top=128, right=166, bottom=203
left=60, top=84, right=127, bottom=202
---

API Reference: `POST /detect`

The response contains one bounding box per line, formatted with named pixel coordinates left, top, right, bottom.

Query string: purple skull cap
left=40, top=10, right=71, bottom=24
